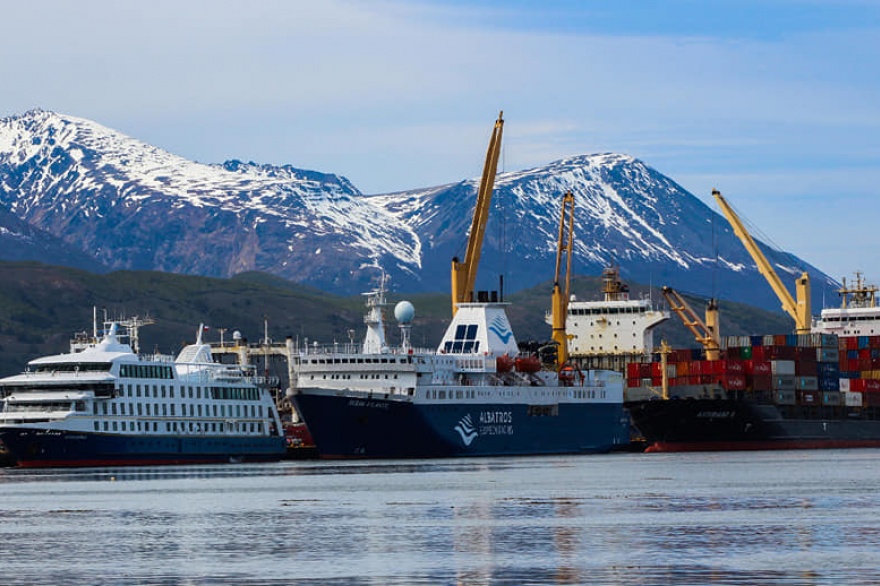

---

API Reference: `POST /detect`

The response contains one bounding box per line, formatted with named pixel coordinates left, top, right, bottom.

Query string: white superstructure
left=813, top=273, right=880, bottom=337
left=549, top=266, right=669, bottom=371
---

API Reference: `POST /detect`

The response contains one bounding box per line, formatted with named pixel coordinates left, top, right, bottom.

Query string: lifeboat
left=495, top=354, right=514, bottom=373
left=514, top=355, right=542, bottom=373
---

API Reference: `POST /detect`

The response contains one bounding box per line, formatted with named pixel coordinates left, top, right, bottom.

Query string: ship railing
left=140, top=353, right=176, bottom=363
left=294, top=344, right=437, bottom=357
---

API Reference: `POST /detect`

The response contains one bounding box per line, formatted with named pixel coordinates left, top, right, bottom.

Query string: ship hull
left=0, top=428, right=286, bottom=468
left=628, top=399, right=880, bottom=452
left=293, top=390, right=628, bottom=459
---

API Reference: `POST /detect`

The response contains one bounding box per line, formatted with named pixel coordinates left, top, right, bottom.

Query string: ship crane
left=712, top=189, right=812, bottom=334
left=661, top=286, right=721, bottom=361
left=451, top=111, right=504, bottom=316
left=551, top=191, right=575, bottom=367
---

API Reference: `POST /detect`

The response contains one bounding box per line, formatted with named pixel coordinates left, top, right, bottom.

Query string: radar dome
left=394, top=301, right=415, bottom=324
left=232, top=330, right=242, bottom=341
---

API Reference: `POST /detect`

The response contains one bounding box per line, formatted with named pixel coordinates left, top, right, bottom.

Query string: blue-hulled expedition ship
left=0, top=319, right=285, bottom=467
left=290, top=281, right=629, bottom=459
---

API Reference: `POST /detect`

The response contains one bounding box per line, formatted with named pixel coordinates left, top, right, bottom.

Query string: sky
left=2, top=0, right=879, bottom=289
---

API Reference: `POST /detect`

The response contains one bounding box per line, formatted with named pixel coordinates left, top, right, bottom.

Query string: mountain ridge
left=0, top=109, right=836, bottom=312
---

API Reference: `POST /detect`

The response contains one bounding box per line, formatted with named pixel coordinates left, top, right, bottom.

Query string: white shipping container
left=844, top=390, right=864, bottom=407
left=840, top=378, right=851, bottom=392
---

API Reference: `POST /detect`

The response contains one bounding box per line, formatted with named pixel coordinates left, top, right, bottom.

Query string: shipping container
left=772, top=375, right=796, bottom=391
left=774, top=389, right=797, bottom=405
left=822, top=391, right=841, bottom=406
left=771, top=360, right=796, bottom=376
left=750, top=374, right=773, bottom=391
left=796, top=376, right=819, bottom=391
left=797, top=390, right=820, bottom=405
left=844, top=390, right=864, bottom=407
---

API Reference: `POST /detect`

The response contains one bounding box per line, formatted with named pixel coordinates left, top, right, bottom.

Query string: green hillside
left=0, top=261, right=796, bottom=377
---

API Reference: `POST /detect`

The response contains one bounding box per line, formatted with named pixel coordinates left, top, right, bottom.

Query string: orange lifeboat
left=514, top=355, right=542, bottom=373
left=495, top=354, right=514, bottom=373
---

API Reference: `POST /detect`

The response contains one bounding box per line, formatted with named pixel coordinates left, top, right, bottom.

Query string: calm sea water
left=2, top=450, right=880, bottom=585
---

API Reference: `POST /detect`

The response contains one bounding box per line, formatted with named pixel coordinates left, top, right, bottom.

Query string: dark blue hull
left=293, top=393, right=628, bottom=459
left=0, top=428, right=286, bottom=468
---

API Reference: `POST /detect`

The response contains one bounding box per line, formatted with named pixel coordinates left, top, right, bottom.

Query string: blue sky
left=2, top=1, right=879, bottom=290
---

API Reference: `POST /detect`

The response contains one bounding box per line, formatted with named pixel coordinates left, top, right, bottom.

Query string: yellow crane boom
left=451, top=111, right=504, bottom=315
left=661, top=286, right=721, bottom=361
left=712, top=189, right=811, bottom=334
left=551, top=191, right=575, bottom=367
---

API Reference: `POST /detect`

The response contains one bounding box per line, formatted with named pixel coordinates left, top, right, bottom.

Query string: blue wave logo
left=454, top=414, right=479, bottom=446
left=488, top=316, right=513, bottom=344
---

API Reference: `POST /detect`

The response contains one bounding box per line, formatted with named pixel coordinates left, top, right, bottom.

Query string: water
left=2, top=450, right=880, bottom=585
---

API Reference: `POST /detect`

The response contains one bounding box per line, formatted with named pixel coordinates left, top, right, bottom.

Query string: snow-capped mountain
left=0, top=109, right=834, bottom=312
left=0, top=109, right=419, bottom=290
left=0, top=204, right=106, bottom=271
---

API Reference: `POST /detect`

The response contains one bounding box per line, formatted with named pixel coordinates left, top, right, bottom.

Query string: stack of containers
left=625, top=333, right=843, bottom=405
left=838, top=335, right=880, bottom=407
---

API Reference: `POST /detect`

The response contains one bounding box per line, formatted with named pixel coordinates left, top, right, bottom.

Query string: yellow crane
left=712, top=189, right=811, bottom=334
left=661, top=286, right=721, bottom=361
left=451, top=111, right=504, bottom=315
left=551, top=191, right=575, bottom=367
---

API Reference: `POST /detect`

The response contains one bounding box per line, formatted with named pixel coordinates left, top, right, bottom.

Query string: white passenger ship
left=0, top=319, right=285, bottom=467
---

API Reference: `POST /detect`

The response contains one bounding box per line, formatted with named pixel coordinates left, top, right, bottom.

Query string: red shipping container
left=750, top=374, right=773, bottom=391
left=651, top=362, right=664, bottom=377
left=796, top=347, right=815, bottom=362
left=846, top=337, right=858, bottom=350
left=717, top=374, right=746, bottom=390
left=865, top=379, right=880, bottom=392
left=850, top=379, right=867, bottom=392
left=676, top=361, right=690, bottom=376
left=795, top=360, right=818, bottom=377
left=626, top=363, right=640, bottom=379
left=745, top=360, right=772, bottom=375
left=752, top=346, right=767, bottom=361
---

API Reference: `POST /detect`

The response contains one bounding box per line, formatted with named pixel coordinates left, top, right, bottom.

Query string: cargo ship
left=289, top=280, right=628, bottom=459
left=624, top=187, right=880, bottom=452
left=0, top=318, right=286, bottom=467
left=627, top=273, right=880, bottom=452
left=626, top=331, right=880, bottom=451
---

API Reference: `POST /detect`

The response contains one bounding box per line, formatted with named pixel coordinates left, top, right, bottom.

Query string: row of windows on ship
left=115, top=383, right=262, bottom=401
left=424, top=388, right=605, bottom=400
left=91, top=419, right=267, bottom=434
left=568, top=306, right=651, bottom=316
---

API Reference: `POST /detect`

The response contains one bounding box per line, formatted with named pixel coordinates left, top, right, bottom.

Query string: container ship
left=626, top=330, right=880, bottom=451
left=0, top=318, right=286, bottom=467
left=625, top=188, right=880, bottom=452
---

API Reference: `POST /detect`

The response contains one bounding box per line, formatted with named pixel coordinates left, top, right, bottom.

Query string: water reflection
left=1, top=453, right=880, bottom=584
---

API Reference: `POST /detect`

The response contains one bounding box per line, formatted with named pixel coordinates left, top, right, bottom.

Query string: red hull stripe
left=646, top=439, right=880, bottom=453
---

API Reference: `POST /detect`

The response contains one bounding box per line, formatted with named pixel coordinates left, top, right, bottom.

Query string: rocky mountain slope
left=0, top=109, right=835, bottom=312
